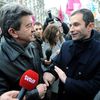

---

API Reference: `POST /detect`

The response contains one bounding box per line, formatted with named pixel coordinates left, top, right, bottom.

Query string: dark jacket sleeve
left=26, top=89, right=40, bottom=100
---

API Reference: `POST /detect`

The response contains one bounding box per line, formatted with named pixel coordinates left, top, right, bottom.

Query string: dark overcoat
left=52, top=36, right=100, bottom=100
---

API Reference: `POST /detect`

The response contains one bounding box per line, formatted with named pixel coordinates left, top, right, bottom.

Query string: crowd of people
left=0, top=2, right=100, bottom=100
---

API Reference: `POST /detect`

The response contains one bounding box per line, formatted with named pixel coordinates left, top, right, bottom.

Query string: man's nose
left=70, top=25, right=75, bottom=32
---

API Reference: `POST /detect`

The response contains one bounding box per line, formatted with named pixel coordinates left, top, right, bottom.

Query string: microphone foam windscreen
left=45, top=48, right=52, bottom=58
left=19, top=70, right=39, bottom=90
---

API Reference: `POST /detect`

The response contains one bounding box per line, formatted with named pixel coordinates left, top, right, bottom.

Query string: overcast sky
left=44, top=0, right=100, bottom=20
left=44, top=0, right=89, bottom=12
left=44, top=0, right=67, bottom=11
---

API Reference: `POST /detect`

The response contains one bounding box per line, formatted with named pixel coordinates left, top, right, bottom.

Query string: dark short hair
left=71, top=9, right=94, bottom=26
left=0, top=3, right=33, bottom=38
left=34, top=22, right=42, bottom=26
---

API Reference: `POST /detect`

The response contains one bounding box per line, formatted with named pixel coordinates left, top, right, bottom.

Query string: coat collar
left=70, top=35, right=95, bottom=64
left=1, top=37, right=35, bottom=61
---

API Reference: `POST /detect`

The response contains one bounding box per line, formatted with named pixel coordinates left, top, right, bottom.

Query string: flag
left=67, top=0, right=74, bottom=10
left=66, top=4, right=72, bottom=16
left=66, top=0, right=74, bottom=16
left=32, top=15, right=35, bottom=24
left=66, top=0, right=82, bottom=16
left=58, top=5, right=64, bottom=21
left=74, top=0, right=81, bottom=10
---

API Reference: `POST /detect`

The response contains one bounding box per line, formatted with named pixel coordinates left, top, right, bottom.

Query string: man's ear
left=87, top=22, right=94, bottom=32
left=8, top=28, right=18, bottom=38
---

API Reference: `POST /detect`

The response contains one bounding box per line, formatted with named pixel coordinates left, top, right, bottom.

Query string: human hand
left=36, top=84, right=47, bottom=99
left=54, top=66, right=67, bottom=83
left=43, top=72, right=55, bottom=86
left=44, top=59, right=51, bottom=65
left=0, top=91, right=19, bottom=100
left=41, top=58, right=51, bottom=67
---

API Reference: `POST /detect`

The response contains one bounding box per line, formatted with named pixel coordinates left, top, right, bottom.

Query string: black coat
left=0, top=37, right=43, bottom=99
left=52, top=33, right=100, bottom=100
left=92, top=29, right=100, bottom=41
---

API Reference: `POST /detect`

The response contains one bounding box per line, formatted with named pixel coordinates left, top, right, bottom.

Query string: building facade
left=0, top=0, right=46, bottom=23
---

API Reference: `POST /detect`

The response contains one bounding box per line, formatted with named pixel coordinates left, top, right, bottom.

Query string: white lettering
left=24, top=75, right=36, bottom=84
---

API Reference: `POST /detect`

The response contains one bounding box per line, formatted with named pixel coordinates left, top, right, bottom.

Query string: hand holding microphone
left=17, top=70, right=39, bottom=100
left=44, top=48, right=52, bottom=67
left=36, top=84, right=47, bottom=99
left=41, top=48, right=52, bottom=66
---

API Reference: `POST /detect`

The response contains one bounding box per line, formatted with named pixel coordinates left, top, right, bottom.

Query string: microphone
left=45, top=48, right=52, bottom=61
left=17, top=69, right=39, bottom=100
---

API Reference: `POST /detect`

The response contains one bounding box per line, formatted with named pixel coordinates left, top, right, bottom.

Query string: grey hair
left=0, top=2, right=33, bottom=38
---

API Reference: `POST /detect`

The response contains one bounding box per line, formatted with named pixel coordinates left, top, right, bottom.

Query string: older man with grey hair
left=0, top=2, right=47, bottom=100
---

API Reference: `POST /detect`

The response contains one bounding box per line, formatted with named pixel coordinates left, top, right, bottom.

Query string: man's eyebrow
left=25, top=23, right=32, bottom=27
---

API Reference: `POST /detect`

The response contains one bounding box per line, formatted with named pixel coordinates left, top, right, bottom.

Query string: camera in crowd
left=47, top=10, right=60, bottom=25
left=47, top=10, right=54, bottom=24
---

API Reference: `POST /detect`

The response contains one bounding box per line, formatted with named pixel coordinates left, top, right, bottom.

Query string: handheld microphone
left=17, top=69, right=39, bottom=100
left=45, top=48, right=52, bottom=61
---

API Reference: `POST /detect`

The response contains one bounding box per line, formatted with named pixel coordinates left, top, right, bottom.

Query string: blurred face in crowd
left=69, top=13, right=93, bottom=41
left=55, top=31, right=60, bottom=43
left=57, top=21, right=63, bottom=33
left=34, top=24, right=43, bottom=38
left=51, top=21, right=63, bottom=33
left=9, top=15, right=35, bottom=45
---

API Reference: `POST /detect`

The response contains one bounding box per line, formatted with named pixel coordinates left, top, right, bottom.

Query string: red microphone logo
left=24, top=75, right=36, bottom=84
left=19, top=69, right=39, bottom=90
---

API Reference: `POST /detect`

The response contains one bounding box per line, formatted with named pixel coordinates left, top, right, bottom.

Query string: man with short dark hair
left=43, top=9, right=100, bottom=100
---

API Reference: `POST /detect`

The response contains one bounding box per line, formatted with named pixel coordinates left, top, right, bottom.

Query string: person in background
left=33, top=21, right=43, bottom=58
left=42, top=24, right=65, bottom=61
left=54, top=17, right=70, bottom=40
left=43, top=8, right=100, bottom=100
left=43, top=15, right=54, bottom=32
left=34, top=22, right=43, bottom=39
left=43, top=11, right=70, bottom=40
left=42, top=24, right=65, bottom=100
left=0, top=3, right=47, bottom=100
